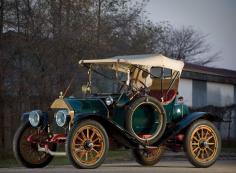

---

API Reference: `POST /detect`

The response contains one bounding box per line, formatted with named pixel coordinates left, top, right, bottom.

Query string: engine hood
left=50, top=97, right=109, bottom=120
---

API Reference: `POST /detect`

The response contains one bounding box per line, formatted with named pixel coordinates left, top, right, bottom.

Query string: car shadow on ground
left=102, top=164, right=194, bottom=168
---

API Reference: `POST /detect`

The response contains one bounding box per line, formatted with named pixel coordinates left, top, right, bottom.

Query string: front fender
left=73, top=112, right=106, bottom=124
left=72, top=113, right=145, bottom=149
left=21, top=112, right=30, bottom=122
left=20, top=111, right=48, bottom=127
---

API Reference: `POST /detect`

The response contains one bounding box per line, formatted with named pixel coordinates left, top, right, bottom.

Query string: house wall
left=192, top=80, right=207, bottom=107
left=207, top=82, right=234, bottom=106
left=179, top=79, right=235, bottom=107
left=207, top=82, right=235, bottom=140
left=178, top=79, right=192, bottom=106
left=179, top=78, right=236, bottom=140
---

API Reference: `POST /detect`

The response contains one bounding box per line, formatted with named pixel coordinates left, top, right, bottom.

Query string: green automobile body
left=15, top=54, right=222, bottom=169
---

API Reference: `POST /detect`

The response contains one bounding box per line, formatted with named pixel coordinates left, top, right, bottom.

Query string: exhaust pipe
left=38, top=145, right=66, bottom=156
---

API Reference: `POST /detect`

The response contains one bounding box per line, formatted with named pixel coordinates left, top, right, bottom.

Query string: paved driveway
left=0, top=160, right=236, bottom=173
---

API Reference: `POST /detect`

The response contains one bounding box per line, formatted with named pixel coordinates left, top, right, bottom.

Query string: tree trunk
left=0, top=0, right=4, bottom=158
left=96, top=0, right=102, bottom=57
left=15, top=0, right=20, bottom=32
left=0, top=0, right=4, bottom=40
left=0, top=71, right=5, bottom=158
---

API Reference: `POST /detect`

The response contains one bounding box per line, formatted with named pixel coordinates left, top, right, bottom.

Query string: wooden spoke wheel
left=66, top=120, right=109, bottom=169
left=13, top=121, right=56, bottom=168
left=184, top=119, right=221, bottom=168
left=133, top=146, right=165, bottom=166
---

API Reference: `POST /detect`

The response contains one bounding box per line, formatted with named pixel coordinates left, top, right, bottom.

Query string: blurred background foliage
left=0, top=0, right=219, bottom=158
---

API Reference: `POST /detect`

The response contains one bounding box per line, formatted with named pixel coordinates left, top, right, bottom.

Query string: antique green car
left=13, top=54, right=221, bottom=169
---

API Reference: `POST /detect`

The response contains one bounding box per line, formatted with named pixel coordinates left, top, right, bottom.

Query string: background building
left=179, top=64, right=236, bottom=141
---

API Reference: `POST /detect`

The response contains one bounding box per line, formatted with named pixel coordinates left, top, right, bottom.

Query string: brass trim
left=50, top=98, right=75, bottom=121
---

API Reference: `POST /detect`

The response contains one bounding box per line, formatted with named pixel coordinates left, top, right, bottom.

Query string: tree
left=153, top=23, right=219, bottom=65
left=0, top=0, right=220, bottom=158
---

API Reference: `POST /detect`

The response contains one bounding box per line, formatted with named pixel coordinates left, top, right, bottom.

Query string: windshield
left=80, top=63, right=180, bottom=102
left=89, top=64, right=127, bottom=94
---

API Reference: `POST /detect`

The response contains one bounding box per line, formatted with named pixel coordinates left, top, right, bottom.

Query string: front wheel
left=66, top=120, right=109, bottom=169
left=13, top=121, right=56, bottom=168
left=133, top=146, right=165, bottom=166
left=184, top=119, right=221, bottom=168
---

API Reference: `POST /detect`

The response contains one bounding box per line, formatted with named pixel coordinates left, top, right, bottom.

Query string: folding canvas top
left=79, top=54, right=184, bottom=72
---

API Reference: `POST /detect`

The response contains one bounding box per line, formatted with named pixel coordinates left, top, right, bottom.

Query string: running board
left=104, top=119, right=147, bottom=149
left=38, top=145, right=66, bottom=156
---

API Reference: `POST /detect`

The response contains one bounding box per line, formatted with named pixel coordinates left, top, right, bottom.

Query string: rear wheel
left=133, top=146, right=165, bottom=166
left=13, top=121, right=56, bottom=168
left=126, top=96, right=166, bottom=144
left=184, top=119, right=221, bottom=168
left=66, top=120, right=109, bottom=169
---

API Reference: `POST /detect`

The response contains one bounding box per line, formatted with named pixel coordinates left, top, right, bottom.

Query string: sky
left=145, top=0, right=236, bottom=70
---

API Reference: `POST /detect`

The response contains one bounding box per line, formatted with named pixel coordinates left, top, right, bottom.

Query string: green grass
left=0, top=158, right=18, bottom=168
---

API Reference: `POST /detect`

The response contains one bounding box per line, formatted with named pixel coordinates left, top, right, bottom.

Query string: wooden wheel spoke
left=193, top=147, right=200, bottom=153
left=193, top=136, right=199, bottom=142
left=92, top=137, right=101, bottom=143
left=192, top=143, right=199, bottom=146
left=195, top=149, right=201, bottom=158
left=74, top=143, right=82, bottom=147
left=206, top=136, right=213, bottom=142
left=201, top=150, right=204, bottom=159
left=207, top=142, right=215, bottom=145
left=205, top=131, right=209, bottom=139
left=78, top=151, right=85, bottom=160
left=206, top=146, right=213, bottom=152
left=81, top=131, right=87, bottom=140
left=75, top=148, right=82, bottom=153
left=85, top=152, right=88, bottom=161
left=93, top=144, right=102, bottom=147
left=76, top=136, right=83, bottom=142
left=91, top=148, right=99, bottom=154
left=90, top=130, right=95, bottom=140
left=196, top=132, right=201, bottom=139
left=205, top=148, right=210, bottom=158
left=86, top=128, right=90, bottom=139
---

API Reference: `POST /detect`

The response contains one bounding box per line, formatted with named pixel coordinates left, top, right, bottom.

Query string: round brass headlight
left=55, top=110, right=69, bottom=127
left=105, top=96, right=113, bottom=106
left=28, top=110, right=42, bottom=127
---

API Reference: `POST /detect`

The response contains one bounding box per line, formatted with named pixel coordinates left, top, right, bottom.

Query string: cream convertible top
left=79, top=54, right=184, bottom=73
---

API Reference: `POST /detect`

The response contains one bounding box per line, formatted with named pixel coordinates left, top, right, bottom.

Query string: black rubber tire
left=13, top=121, right=56, bottom=168
left=126, top=96, right=166, bottom=144
left=184, top=119, right=221, bottom=168
left=66, top=119, right=109, bottom=169
left=133, top=146, right=165, bottom=166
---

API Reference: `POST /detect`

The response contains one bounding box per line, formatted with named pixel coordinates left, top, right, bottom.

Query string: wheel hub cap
left=84, top=140, right=94, bottom=150
left=199, top=140, right=208, bottom=148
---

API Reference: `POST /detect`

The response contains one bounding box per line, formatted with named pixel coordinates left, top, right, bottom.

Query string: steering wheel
left=129, top=79, right=148, bottom=91
left=119, top=79, right=148, bottom=93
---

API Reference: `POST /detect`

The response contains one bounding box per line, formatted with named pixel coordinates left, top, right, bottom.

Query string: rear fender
left=156, top=112, right=222, bottom=146
left=174, top=111, right=222, bottom=133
